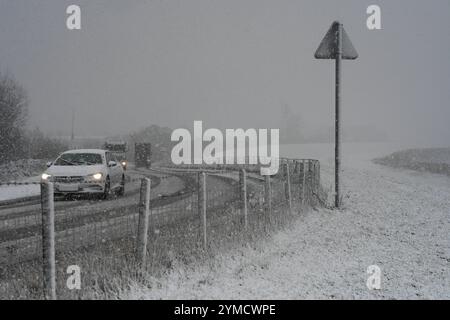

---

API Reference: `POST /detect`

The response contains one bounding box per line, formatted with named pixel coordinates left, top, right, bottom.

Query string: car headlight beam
left=41, top=173, right=51, bottom=180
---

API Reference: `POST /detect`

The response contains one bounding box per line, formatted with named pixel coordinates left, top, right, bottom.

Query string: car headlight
left=41, top=173, right=51, bottom=180
left=85, top=173, right=103, bottom=181
left=92, top=173, right=103, bottom=180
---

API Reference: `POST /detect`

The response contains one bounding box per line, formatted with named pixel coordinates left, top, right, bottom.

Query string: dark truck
left=135, top=143, right=151, bottom=168
left=104, top=141, right=128, bottom=170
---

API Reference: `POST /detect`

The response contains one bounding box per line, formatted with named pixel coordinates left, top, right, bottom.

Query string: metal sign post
left=314, top=21, right=358, bottom=208
left=335, top=23, right=342, bottom=209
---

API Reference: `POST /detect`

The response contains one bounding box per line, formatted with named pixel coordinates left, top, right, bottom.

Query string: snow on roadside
left=121, top=143, right=450, bottom=299
left=0, top=175, right=41, bottom=202
left=0, top=184, right=40, bottom=202
left=0, top=159, right=44, bottom=202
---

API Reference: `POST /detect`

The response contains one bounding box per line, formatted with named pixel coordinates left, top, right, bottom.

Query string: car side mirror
left=46, top=161, right=53, bottom=168
left=108, top=161, right=117, bottom=167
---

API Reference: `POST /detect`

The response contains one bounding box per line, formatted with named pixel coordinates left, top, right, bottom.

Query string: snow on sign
left=314, top=21, right=358, bottom=60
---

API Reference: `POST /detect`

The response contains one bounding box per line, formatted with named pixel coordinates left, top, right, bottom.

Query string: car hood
left=46, top=165, right=105, bottom=176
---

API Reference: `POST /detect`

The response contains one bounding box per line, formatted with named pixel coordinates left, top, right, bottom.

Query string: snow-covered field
left=379, top=148, right=450, bottom=165
left=121, top=143, right=450, bottom=299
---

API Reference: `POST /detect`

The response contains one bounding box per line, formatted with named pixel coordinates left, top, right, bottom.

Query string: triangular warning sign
left=315, top=21, right=358, bottom=60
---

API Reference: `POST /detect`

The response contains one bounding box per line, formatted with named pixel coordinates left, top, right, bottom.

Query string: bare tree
left=0, top=72, right=29, bottom=163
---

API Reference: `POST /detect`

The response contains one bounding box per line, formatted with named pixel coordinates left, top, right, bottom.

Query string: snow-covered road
left=122, top=143, right=450, bottom=299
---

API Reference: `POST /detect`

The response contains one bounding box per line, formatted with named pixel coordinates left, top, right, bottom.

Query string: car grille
left=53, top=176, right=84, bottom=183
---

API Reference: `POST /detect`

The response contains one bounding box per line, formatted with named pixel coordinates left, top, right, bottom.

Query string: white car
left=41, top=149, right=125, bottom=199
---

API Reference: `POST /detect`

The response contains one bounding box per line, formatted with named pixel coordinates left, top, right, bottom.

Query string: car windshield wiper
left=58, top=158, right=77, bottom=166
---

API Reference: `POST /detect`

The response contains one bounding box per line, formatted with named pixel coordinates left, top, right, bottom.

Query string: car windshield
left=54, top=153, right=103, bottom=166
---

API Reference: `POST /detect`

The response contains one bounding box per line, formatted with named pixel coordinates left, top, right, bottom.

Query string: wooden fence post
left=239, top=169, right=248, bottom=229
left=198, top=172, right=207, bottom=249
left=264, top=174, right=272, bottom=219
left=294, top=160, right=299, bottom=175
left=314, top=161, right=319, bottom=194
left=311, top=161, right=316, bottom=194
left=284, top=162, right=292, bottom=215
left=317, top=161, right=321, bottom=194
left=41, top=182, right=56, bottom=300
left=136, top=177, right=151, bottom=267
left=308, top=160, right=313, bottom=200
left=301, top=160, right=306, bottom=206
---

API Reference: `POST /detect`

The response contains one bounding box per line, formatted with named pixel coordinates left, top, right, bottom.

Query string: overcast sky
left=0, top=0, right=449, bottom=144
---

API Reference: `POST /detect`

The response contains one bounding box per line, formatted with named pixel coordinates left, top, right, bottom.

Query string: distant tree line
left=0, top=72, right=68, bottom=164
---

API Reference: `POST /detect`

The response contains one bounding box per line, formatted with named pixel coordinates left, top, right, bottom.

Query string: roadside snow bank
left=0, top=184, right=40, bottom=202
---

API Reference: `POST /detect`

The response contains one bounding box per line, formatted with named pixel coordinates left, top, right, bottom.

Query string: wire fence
left=0, top=159, right=325, bottom=299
